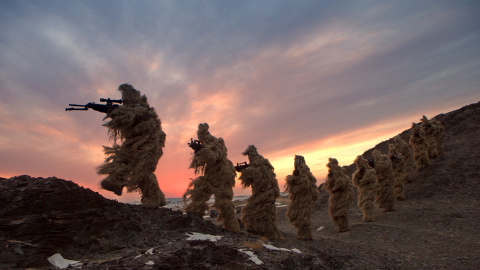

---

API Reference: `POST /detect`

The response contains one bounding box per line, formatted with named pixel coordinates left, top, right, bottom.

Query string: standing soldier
left=237, top=145, right=282, bottom=240
left=352, top=155, right=377, bottom=222
left=432, top=119, right=445, bottom=156
left=409, top=122, right=430, bottom=171
left=372, top=149, right=396, bottom=212
left=285, top=155, right=319, bottom=240
left=388, top=144, right=406, bottom=200
left=323, top=158, right=355, bottom=232
left=421, top=116, right=438, bottom=159
left=98, top=84, right=167, bottom=208
left=183, top=123, right=240, bottom=233
left=394, top=135, right=415, bottom=183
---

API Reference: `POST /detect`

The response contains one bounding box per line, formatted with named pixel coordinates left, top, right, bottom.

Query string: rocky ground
left=1, top=101, right=479, bottom=269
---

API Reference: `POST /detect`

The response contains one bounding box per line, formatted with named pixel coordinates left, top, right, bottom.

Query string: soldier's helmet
left=197, top=123, right=217, bottom=144
left=327, top=158, right=339, bottom=168
left=354, top=155, right=368, bottom=167
left=118, top=84, right=148, bottom=107
left=242, top=145, right=258, bottom=156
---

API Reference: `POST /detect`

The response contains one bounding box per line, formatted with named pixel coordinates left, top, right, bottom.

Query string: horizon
left=1, top=1, right=479, bottom=203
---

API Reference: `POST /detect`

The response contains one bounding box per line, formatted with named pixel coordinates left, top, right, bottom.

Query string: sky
left=1, top=1, right=479, bottom=202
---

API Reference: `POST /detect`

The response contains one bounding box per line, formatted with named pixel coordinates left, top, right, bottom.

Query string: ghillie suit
left=372, top=149, right=396, bottom=211
left=432, top=119, right=445, bottom=156
left=98, top=84, right=166, bottom=208
left=388, top=144, right=406, bottom=200
left=323, top=158, right=355, bottom=232
left=238, top=145, right=282, bottom=240
left=285, top=155, right=319, bottom=240
left=394, top=135, right=415, bottom=183
left=409, top=122, right=430, bottom=171
left=352, top=155, right=377, bottom=222
left=420, top=115, right=438, bottom=159
left=183, top=123, right=240, bottom=233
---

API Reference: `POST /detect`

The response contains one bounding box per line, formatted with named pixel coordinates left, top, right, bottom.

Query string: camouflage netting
left=323, top=158, right=355, bottom=232
left=238, top=145, right=282, bottom=240
left=372, top=149, right=396, bottom=211
left=97, top=84, right=166, bottom=208
left=409, top=123, right=430, bottom=171
left=394, top=135, right=415, bottom=183
left=421, top=116, right=438, bottom=159
left=388, top=144, right=406, bottom=200
left=183, top=123, right=240, bottom=233
left=284, top=155, right=319, bottom=240
left=432, top=119, right=445, bottom=156
left=352, top=155, right=377, bottom=222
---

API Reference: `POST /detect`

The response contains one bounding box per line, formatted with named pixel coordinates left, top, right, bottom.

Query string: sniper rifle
left=65, top=98, right=122, bottom=113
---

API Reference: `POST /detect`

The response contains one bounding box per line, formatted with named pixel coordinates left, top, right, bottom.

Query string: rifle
left=65, top=98, right=123, bottom=113
left=188, top=138, right=204, bottom=154
left=234, top=162, right=249, bottom=172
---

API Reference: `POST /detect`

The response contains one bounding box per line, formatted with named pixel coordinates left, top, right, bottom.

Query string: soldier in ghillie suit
left=352, top=155, right=377, bottom=222
left=432, top=119, right=445, bottom=156
left=388, top=144, right=406, bottom=200
left=372, top=149, right=396, bottom=211
left=323, top=158, right=355, bottom=232
left=183, top=123, right=240, bottom=233
left=394, top=135, right=415, bottom=183
left=420, top=116, right=438, bottom=159
left=285, top=155, right=319, bottom=240
left=237, top=145, right=282, bottom=240
left=98, top=84, right=167, bottom=208
left=409, top=122, right=430, bottom=171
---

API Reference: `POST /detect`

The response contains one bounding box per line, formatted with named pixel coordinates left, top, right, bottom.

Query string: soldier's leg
left=213, top=187, right=240, bottom=233
left=362, top=201, right=375, bottom=222
left=395, top=176, right=406, bottom=200
left=240, top=197, right=258, bottom=233
left=134, top=173, right=166, bottom=208
left=336, top=216, right=350, bottom=232
left=98, top=153, right=130, bottom=196
left=97, top=144, right=135, bottom=195
left=296, top=215, right=313, bottom=240
left=184, top=176, right=211, bottom=217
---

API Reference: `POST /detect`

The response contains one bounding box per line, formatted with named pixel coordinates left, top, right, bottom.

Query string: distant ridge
left=343, top=101, right=480, bottom=177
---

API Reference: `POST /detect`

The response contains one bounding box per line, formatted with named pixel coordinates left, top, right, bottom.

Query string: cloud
left=1, top=1, right=479, bottom=199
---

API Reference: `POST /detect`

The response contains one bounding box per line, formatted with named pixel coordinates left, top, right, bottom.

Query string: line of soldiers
left=325, top=116, right=445, bottom=232
left=183, top=124, right=320, bottom=239
left=94, top=84, right=444, bottom=241
left=181, top=115, right=445, bottom=239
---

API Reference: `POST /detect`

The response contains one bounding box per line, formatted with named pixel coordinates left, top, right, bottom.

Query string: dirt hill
left=1, top=101, right=479, bottom=269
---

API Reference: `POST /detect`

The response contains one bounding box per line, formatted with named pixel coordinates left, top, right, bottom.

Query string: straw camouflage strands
left=409, top=122, right=430, bottom=171
left=98, top=84, right=166, bottom=208
left=352, top=155, right=377, bottom=222
left=432, top=119, right=445, bottom=156
left=183, top=123, right=240, bottom=233
left=373, top=149, right=396, bottom=212
left=388, top=144, right=406, bottom=200
left=285, top=155, right=319, bottom=240
left=394, top=135, right=415, bottom=183
left=239, top=145, right=282, bottom=240
left=421, top=116, right=438, bottom=159
left=323, top=158, right=354, bottom=232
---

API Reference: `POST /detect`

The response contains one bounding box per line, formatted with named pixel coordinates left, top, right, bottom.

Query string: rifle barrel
left=65, top=107, right=88, bottom=111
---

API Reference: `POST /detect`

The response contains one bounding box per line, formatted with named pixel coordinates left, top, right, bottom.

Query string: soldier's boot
left=101, top=179, right=124, bottom=196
